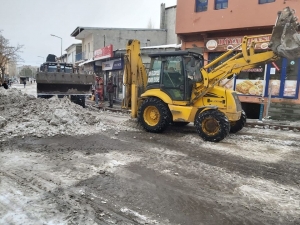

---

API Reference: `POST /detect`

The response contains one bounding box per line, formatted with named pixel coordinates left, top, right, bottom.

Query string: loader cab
left=147, top=51, right=203, bottom=101
left=40, top=62, right=74, bottom=73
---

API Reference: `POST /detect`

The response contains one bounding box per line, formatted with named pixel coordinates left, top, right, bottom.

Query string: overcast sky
left=0, top=0, right=177, bottom=67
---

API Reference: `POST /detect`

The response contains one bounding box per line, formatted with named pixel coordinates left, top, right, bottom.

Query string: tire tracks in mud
left=117, top=129, right=300, bottom=224
left=0, top=133, right=155, bottom=224
left=132, top=127, right=300, bottom=188
left=1, top=126, right=300, bottom=225
left=0, top=156, right=143, bottom=224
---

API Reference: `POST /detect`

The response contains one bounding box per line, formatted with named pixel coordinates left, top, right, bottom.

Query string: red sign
left=272, top=62, right=280, bottom=71
left=94, top=45, right=113, bottom=60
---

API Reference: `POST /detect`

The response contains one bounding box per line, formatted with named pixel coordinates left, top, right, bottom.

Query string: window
left=215, top=0, right=228, bottom=10
left=148, top=58, right=162, bottom=84
left=196, top=0, right=208, bottom=12
left=162, top=56, right=185, bottom=100
left=259, top=0, right=275, bottom=4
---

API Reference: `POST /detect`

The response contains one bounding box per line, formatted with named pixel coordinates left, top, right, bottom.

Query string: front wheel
left=195, top=109, right=230, bottom=142
left=230, top=110, right=246, bottom=133
left=138, top=97, right=171, bottom=133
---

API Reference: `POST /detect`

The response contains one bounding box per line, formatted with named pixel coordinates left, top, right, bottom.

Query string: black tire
left=138, top=97, right=171, bottom=133
left=230, top=110, right=246, bottom=133
left=195, top=109, right=230, bottom=142
left=171, top=122, right=190, bottom=127
left=71, top=95, right=86, bottom=108
left=80, top=96, right=86, bottom=108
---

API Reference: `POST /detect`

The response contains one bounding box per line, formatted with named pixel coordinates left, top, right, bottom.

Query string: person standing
left=106, top=79, right=117, bottom=107
left=97, top=77, right=104, bottom=105
left=94, top=77, right=100, bottom=105
left=2, top=81, right=8, bottom=89
left=23, top=80, right=26, bottom=88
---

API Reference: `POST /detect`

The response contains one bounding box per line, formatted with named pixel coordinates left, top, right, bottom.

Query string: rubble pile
left=0, top=88, right=109, bottom=140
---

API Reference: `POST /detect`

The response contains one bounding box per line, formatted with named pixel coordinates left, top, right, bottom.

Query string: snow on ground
left=0, top=85, right=132, bottom=141
left=2, top=83, right=300, bottom=147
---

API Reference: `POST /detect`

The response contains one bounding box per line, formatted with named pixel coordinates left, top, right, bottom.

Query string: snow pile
left=0, top=88, right=128, bottom=140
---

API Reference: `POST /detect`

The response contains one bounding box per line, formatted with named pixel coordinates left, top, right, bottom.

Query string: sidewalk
left=245, top=118, right=300, bottom=131
left=86, top=98, right=300, bottom=131
left=86, top=99, right=128, bottom=113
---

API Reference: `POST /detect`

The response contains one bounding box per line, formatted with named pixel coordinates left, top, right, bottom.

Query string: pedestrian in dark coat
left=23, top=80, right=26, bottom=88
left=2, top=81, right=8, bottom=89
left=106, top=79, right=117, bottom=107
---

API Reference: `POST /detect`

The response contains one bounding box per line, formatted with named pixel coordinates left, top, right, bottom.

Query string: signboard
left=235, top=79, right=265, bottom=96
left=204, top=35, right=271, bottom=52
left=102, top=58, right=123, bottom=71
left=94, top=45, right=113, bottom=60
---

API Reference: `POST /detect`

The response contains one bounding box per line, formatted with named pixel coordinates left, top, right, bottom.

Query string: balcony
left=75, top=52, right=85, bottom=62
left=75, top=52, right=94, bottom=62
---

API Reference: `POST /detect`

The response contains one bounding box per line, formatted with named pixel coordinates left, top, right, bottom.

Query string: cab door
left=160, top=56, right=186, bottom=101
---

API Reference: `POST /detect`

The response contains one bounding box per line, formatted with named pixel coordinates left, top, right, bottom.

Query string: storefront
left=204, top=35, right=300, bottom=119
left=101, top=58, right=124, bottom=101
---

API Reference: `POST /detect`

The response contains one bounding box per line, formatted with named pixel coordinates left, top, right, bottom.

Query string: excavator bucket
left=269, top=7, right=300, bottom=59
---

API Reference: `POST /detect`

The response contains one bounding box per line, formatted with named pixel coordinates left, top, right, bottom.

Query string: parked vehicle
left=36, top=54, right=94, bottom=107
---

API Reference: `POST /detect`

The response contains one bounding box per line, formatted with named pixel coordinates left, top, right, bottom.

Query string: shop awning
left=78, top=58, right=96, bottom=66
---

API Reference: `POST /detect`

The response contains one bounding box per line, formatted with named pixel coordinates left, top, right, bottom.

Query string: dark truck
left=36, top=54, right=94, bottom=107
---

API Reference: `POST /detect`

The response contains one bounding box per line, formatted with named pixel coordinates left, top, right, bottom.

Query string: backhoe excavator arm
left=122, top=40, right=148, bottom=118
left=191, top=7, right=300, bottom=104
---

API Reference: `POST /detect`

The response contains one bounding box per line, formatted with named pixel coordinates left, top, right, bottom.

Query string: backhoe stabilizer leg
left=269, top=7, right=300, bottom=59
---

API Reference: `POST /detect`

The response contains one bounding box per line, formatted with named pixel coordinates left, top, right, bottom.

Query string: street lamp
left=50, top=34, right=62, bottom=57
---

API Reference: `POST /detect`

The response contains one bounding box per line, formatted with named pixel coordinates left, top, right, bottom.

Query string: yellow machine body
left=121, top=7, right=300, bottom=142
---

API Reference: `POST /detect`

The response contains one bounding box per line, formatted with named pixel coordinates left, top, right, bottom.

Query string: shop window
left=196, top=0, right=208, bottom=12
left=235, top=66, right=265, bottom=96
left=259, top=0, right=275, bottom=4
left=215, top=0, right=228, bottom=10
left=265, top=58, right=300, bottom=99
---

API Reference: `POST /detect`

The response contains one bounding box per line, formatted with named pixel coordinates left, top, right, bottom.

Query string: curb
left=245, top=121, right=300, bottom=131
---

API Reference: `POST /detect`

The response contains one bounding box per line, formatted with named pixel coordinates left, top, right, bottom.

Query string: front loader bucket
left=269, top=7, right=300, bottom=59
left=36, top=72, right=94, bottom=95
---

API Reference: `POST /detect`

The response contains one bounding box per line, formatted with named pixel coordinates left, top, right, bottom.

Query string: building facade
left=176, top=0, right=300, bottom=120
left=65, top=44, right=82, bottom=65
left=70, top=3, right=178, bottom=102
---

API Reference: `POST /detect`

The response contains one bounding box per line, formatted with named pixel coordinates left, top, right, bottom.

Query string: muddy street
left=1, top=123, right=300, bottom=225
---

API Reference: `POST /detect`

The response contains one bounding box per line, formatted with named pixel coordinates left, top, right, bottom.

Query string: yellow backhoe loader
left=122, top=7, right=300, bottom=142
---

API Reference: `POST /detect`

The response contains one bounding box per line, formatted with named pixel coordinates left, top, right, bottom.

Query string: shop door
left=265, top=58, right=300, bottom=99
left=283, top=59, right=300, bottom=98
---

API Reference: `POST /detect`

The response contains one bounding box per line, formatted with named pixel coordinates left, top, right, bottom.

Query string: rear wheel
left=230, top=110, right=246, bottom=133
left=138, top=97, right=171, bottom=133
left=195, top=109, right=230, bottom=142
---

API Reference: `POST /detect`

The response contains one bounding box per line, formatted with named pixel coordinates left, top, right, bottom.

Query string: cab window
left=148, top=58, right=162, bottom=84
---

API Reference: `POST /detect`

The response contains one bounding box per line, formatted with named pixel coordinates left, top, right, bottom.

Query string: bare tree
left=147, top=19, right=154, bottom=29
left=0, top=31, right=23, bottom=82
